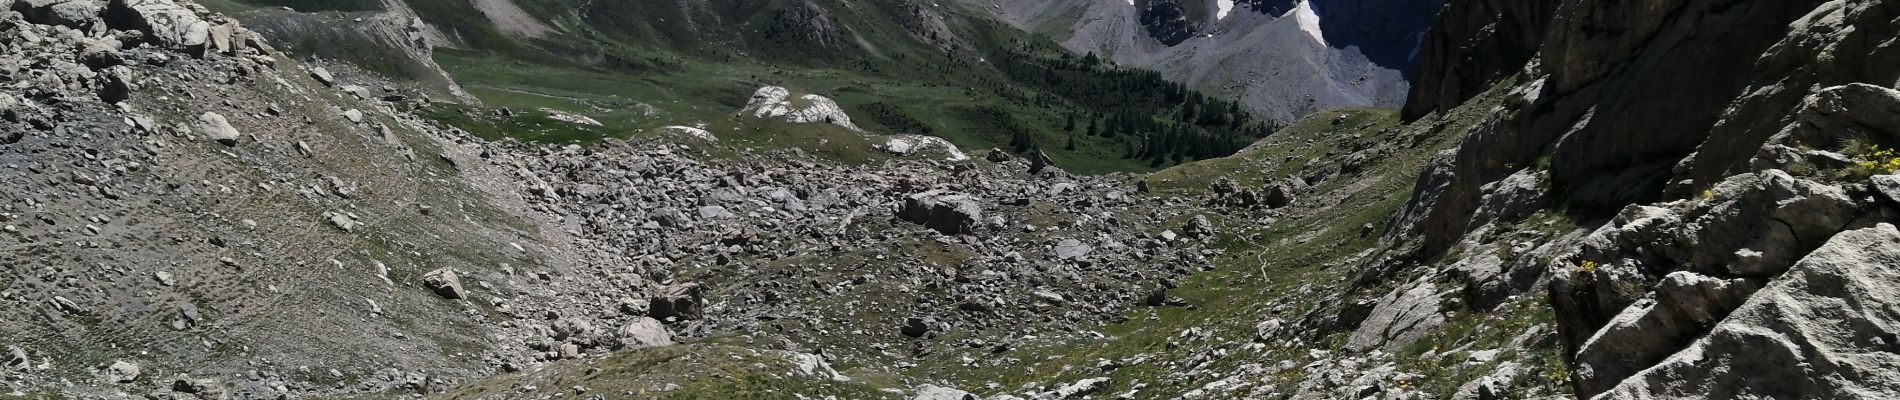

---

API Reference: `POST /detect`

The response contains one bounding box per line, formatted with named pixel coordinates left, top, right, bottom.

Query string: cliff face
left=1399, top=0, right=1553, bottom=120
left=1390, top=0, right=1900, bottom=397
left=1398, top=0, right=1898, bottom=255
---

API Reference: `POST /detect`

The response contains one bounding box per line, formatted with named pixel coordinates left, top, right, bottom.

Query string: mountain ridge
left=2, top=0, right=1898, bottom=399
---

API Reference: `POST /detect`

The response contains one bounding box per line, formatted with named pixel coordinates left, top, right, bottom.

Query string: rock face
left=1568, top=271, right=1759, bottom=394
left=1136, top=0, right=1194, bottom=46
left=739, top=86, right=860, bottom=131
left=1538, top=168, right=1874, bottom=396
left=1346, top=279, right=1444, bottom=351
left=1383, top=1, right=1900, bottom=398
left=1396, top=0, right=1900, bottom=259
left=1596, top=224, right=1900, bottom=399
left=1796, top=83, right=1900, bottom=145
left=898, top=190, right=982, bottom=235
left=1402, top=0, right=1554, bottom=120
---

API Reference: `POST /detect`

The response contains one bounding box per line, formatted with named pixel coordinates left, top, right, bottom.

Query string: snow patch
left=1293, top=0, right=1326, bottom=46
left=1216, top=0, right=1234, bottom=20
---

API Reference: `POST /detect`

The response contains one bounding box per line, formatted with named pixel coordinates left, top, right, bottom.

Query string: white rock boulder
left=879, top=134, right=969, bottom=161
left=739, top=86, right=860, bottom=131
left=195, top=112, right=239, bottom=146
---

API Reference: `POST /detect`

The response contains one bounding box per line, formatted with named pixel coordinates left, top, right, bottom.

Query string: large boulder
left=1467, top=169, right=1546, bottom=229
left=898, top=190, right=981, bottom=235
left=1595, top=224, right=1900, bottom=399
left=914, top=384, right=978, bottom=400
left=111, top=0, right=210, bottom=51
left=1262, top=176, right=1306, bottom=209
left=1553, top=170, right=1860, bottom=363
left=648, top=283, right=703, bottom=321
left=879, top=135, right=969, bottom=161
left=1050, top=238, right=1092, bottom=261
left=739, top=86, right=860, bottom=131
left=1569, top=271, right=1759, bottom=395
left=1874, top=174, right=1900, bottom=205
left=103, top=360, right=140, bottom=383
left=1795, top=83, right=1900, bottom=145
left=1346, top=278, right=1446, bottom=351
left=420, top=268, right=466, bottom=300
left=14, top=0, right=103, bottom=28
left=1207, top=177, right=1260, bottom=208
left=195, top=112, right=239, bottom=146
left=616, top=317, right=673, bottom=349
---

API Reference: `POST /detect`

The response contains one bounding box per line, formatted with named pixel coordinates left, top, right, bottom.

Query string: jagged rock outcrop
left=1546, top=168, right=1868, bottom=396
left=1387, top=1, right=1900, bottom=398
left=1397, top=0, right=1899, bottom=259
left=1596, top=224, right=1900, bottom=399
left=1567, top=271, right=1759, bottom=395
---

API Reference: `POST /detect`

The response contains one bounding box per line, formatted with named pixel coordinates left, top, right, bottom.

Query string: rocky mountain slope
left=0, top=1, right=1229, bottom=398
left=199, top=0, right=1279, bottom=173
left=4, top=0, right=1900, bottom=399
left=962, top=0, right=1442, bottom=122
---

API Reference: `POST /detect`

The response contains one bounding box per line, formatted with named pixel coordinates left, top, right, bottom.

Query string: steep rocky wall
left=1389, top=0, right=1900, bottom=398
left=1400, top=0, right=1553, bottom=120
left=1397, top=0, right=1897, bottom=257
